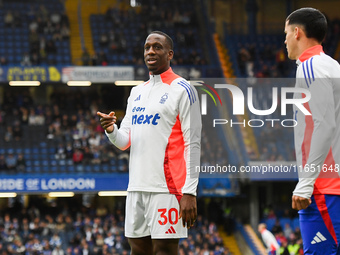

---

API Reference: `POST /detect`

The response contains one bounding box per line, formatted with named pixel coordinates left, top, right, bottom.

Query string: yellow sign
left=7, top=66, right=61, bottom=82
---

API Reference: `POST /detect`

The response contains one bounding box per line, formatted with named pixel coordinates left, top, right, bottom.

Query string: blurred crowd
left=0, top=202, right=234, bottom=255
left=1, top=2, right=70, bottom=66
left=262, top=209, right=303, bottom=255
left=83, top=0, right=207, bottom=66
left=237, top=43, right=292, bottom=78
left=179, top=215, right=233, bottom=255
left=0, top=203, right=130, bottom=255
left=0, top=88, right=128, bottom=173
left=237, top=18, right=340, bottom=79
left=25, top=5, right=70, bottom=65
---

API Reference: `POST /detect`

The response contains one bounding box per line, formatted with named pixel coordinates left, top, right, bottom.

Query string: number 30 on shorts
left=158, top=208, right=179, bottom=225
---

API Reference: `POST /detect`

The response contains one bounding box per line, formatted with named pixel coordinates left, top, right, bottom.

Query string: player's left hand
left=179, top=194, right=197, bottom=229
left=292, top=195, right=311, bottom=210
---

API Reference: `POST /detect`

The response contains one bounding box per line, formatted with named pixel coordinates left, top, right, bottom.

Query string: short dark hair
left=286, top=7, right=327, bottom=43
left=149, top=31, right=173, bottom=50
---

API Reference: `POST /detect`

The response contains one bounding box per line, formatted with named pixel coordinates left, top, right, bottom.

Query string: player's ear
left=294, top=26, right=299, bottom=39
left=295, top=26, right=304, bottom=40
left=168, top=50, right=174, bottom=61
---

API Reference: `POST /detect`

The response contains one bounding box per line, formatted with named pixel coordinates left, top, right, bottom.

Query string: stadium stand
left=220, top=15, right=340, bottom=161
left=0, top=0, right=71, bottom=66
left=90, top=0, right=207, bottom=66
left=2, top=0, right=340, bottom=254
left=0, top=202, right=237, bottom=255
left=0, top=87, right=129, bottom=174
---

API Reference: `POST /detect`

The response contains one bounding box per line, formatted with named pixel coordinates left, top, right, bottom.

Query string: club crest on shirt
left=159, top=93, right=168, bottom=104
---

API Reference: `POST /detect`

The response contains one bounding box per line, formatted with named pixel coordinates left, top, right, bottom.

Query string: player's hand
left=292, top=195, right=311, bottom=210
left=97, top=111, right=116, bottom=133
left=179, top=194, right=197, bottom=229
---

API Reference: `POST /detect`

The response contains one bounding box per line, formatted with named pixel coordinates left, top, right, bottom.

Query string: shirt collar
left=149, top=67, right=173, bottom=84
left=296, top=45, right=324, bottom=65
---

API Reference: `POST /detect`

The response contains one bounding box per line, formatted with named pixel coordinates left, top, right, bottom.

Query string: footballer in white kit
left=98, top=31, right=201, bottom=254
left=108, top=66, right=201, bottom=239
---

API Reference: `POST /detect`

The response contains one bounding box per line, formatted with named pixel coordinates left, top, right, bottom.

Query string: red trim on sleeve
left=301, top=96, right=314, bottom=167
left=301, top=95, right=340, bottom=195
left=163, top=115, right=186, bottom=196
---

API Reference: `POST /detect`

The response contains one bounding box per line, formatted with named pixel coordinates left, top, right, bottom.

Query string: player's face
left=144, top=34, right=173, bottom=75
left=284, top=21, right=298, bottom=60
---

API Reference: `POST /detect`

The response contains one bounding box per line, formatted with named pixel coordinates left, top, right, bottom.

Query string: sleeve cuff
left=105, top=124, right=118, bottom=140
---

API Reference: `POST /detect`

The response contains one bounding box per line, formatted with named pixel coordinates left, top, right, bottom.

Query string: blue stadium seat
left=279, top=217, right=292, bottom=229
left=26, top=166, right=33, bottom=172
left=59, top=165, right=66, bottom=172
left=68, top=165, right=75, bottom=172
left=42, top=166, right=50, bottom=172
left=50, top=166, right=58, bottom=173
left=292, top=217, right=300, bottom=230
left=33, top=166, right=41, bottom=172
left=26, top=160, right=32, bottom=167
left=84, top=165, right=92, bottom=172
left=102, top=164, right=109, bottom=172
left=42, top=160, right=49, bottom=167
left=93, top=164, right=101, bottom=172
left=265, top=218, right=276, bottom=231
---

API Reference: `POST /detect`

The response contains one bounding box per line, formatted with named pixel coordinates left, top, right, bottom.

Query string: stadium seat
left=292, top=217, right=300, bottom=230
left=265, top=218, right=276, bottom=231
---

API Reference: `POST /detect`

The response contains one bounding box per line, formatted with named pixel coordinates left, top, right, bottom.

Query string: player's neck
left=297, top=39, right=321, bottom=60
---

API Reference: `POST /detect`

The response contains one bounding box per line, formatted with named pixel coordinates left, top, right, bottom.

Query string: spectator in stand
left=60, top=25, right=70, bottom=40
left=88, top=132, right=100, bottom=149
left=55, top=143, right=66, bottom=160
left=82, top=147, right=93, bottom=165
left=0, top=56, right=7, bottom=66
left=276, top=47, right=288, bottom=76
left=81, top=49, right=91, bottom=65
left=16, top=154, right=26, bottom=172
left=21, top=53, right=32, bottom=66
left=91, top=51, right=99, bottom=66
left=51, top=12, right=61, bottom=26
left=98, top=51, right=108, bottom=66
left=6, top=153, right=17, bottom=171
left=72, top=149, right=84, bottom=165
left=46, top=40, right=57, bottom=55
left=50, top=233, right=62, bottom=248
left=0, top=155, right=7, bottom=171
left=283, top=223, right=293, bottom=239
left=52, top=245, right=64, bottom=255
left=271, top=219, right=283, bottom=234
left=238, top=46, right=252, bottom=76
left=65, top=142, right=73, bottom=159
left=279, top=239, right=290, bottom=255
left=91, top=147, right=101, bottom=165
left=4, top=11, right=14, bottom=27
left=99, top=33, right=109, bottom=47
left=38, top=5, right=49, bottom=22
left=53, top=24, right=62, bottom=41
left=31, top=52, right=41, bottom=65
left=44, top=21, right=55, bottom=35
left=4, top=126, right=14, bottom=142
left=100, top=147, right=111, bottom=165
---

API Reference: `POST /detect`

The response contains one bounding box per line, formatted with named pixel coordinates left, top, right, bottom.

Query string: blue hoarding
left=0, top=174, right=128, bottom=193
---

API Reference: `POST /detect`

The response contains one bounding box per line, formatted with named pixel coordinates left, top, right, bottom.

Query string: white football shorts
left=125, top=191, right=188, bottom=239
